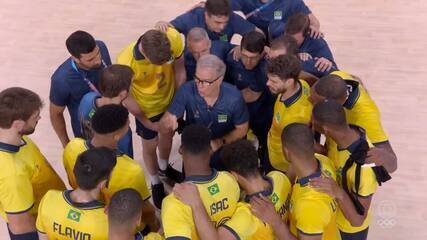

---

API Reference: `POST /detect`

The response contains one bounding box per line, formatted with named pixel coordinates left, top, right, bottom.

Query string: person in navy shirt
left=184, top=27, right=233, bottom=82
left=161, top=54, right=249, bottom=169
left=226, top=31, right=275, bottom=172
left=50, top=30, right=111, bottom=147
left=156, top=0, right=257, bottom=42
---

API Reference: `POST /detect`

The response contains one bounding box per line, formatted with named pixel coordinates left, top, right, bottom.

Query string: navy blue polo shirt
left=226, top=53, right=268, bottom=92
left=170, top=7, right=256, bottom=42
left=299, top=37, right=336, bottom=65
left=49, top=40, right=111, bottom=138
left=231, top=0, right=311, bottom=35
left=168, top=81, right=249, bottom=139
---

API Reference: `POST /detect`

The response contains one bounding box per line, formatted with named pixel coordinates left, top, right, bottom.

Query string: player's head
left=139, top=30, right=172, bottom=65
left=240, top=30, right=266, bottom=70
left=187, top=27, right=212, bottom=61
left=195, top=54, right=226, bottom=97
left=91, top=104, right=130, bottom=142
left=268, top=34, right=298, bottom=59
left=99, top=64, right=134, bottom=102
left=312, top=100, right=347, bottom=136
left=221, top=140, right=260, bottom=180
left=66, top=30, right=102, bottom=69
left=309, top=74, right=348, bottom=105
left=266, top=54, right=301, bottom=94
left=0, top=87, right=42, bottom=135
left=285, top=13, right=310, bottom=46
left=180, top=124, right=212, bottom=165
left=108, top=189, right=143, bottom=234
left=74, top=147, right=117, bottom=191
left=204, top=0, right=232, bottom=33
left=281, top=123, right=314, bottom=163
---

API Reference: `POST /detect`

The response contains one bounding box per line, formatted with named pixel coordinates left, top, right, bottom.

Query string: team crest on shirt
left=323, top=169, right=332, bottom=178
left=219, top=34, right=228, bottom=42
left=271, top=193, right=279, bottom=204
left=275, top=112, right=280, bottom=123
left=67, top=209, right=81, bottom=222
left=218, top=114, right=228, bottom=123
left=237, top=74, right=243, bottom=82
left=207, top=183, right=220, bottom=196
left=273, top=10, right=283, bottom=20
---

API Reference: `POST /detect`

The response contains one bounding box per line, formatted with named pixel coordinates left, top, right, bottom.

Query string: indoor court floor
left=0, top=0, right=426, bottom=239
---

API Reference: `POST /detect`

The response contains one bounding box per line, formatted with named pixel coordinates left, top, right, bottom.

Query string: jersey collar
left=296, top=159, right=322, bottom=186
left=63, top=190, right=105, bottom=210
left=244, top=175, right=274, bottom=202
left=185, top=168, right=218, bottom=183
left=343, top=80, right=360, bottom=109
left=84, top=139, right=124, bottom=156
left=280, top=80, right=302, bottom=107
left=0, top=139, right=27, bottom=153
left=338, top=125, right=367, bottom=153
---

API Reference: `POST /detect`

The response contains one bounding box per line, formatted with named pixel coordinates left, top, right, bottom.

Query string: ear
left=178, top=146, right=183, bottom=155
left=118, top=90, right=128, bottom=100
left=230, top=171, right=240, bottom=181
left=98, top=179, right=108, bottom=190
left=11, top=120, right=25, bottom=132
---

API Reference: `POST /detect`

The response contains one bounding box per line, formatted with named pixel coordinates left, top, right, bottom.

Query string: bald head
left=313, top=74, right=348, bottom=102
left=196, top=54, right=226, bottom=77
left=312, top=100, right=347, bottom=129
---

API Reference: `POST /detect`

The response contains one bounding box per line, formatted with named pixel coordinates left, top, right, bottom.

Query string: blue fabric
left=231, top=0, right=311, bottom=35
left=168, top=81, right=249, bottom=139
left=301, top=58, right=338, bottom=78
left=170, top=7, right=255, bottom=42
left=78, top=92, right=134, bottom=158
left=135, top=113, right=164, bottom=140
left=49, top=40, right=112, bottom=138
left=226, top=54, right=268, bottom=92
left=299, top=36, right=336, bottom=65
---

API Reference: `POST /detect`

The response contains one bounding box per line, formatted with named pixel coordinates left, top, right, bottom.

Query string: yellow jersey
left=117, top=27, right=184, bottom=118
left=267, top=80, right=312, bottom=172
left=265, top=171, right=292, bottom=222
left=36, top=190, right=108, bottom=240
left=162, top=170, right=240, bottom=240
left=289, top=154, right=340, bottom=240
left=0, top=136, right=65, bottom=221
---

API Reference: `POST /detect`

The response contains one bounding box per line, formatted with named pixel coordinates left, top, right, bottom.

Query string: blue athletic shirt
left=226, top=53, right=268, bottom=92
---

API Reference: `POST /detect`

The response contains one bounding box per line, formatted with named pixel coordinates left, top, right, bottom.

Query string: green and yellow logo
left=219, top=34, right=228, bottom=42
left=67, top=209, right=81, bottom=222
left=218, top=114, right=228, bottom=123
left=271, top=193, right=279, bottom=204
left=207, top=183, right=220, bottom=196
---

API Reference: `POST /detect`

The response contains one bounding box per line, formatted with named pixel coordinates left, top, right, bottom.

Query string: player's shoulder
left=267, top=170, right=291, bottom=186
left=51, top=58, right=75, bottom=82
left=315, top=153, right=336, bottom=180
left=65, top=138, right=86, bottom=154
left=117, top=41, right=138, bottom=64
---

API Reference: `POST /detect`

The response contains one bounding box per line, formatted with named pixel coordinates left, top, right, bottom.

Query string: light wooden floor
left=0, top=0, right=426, bottom=239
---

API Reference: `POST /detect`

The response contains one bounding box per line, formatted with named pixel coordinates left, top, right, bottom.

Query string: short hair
left=187, top=27, right=210, bottom=43
left=108, top=189, right=143, bottom=227
left=281, top=123, right=314, bottom=159
left=196, top=54, right=226, bottom=77
left=181, top=124, right=211, bottom=155
left=220, top=140, right=259, bottom=178
left=312, top=100, right=347, bottom=128
left=241, top=30, right=266, bottom=54
left=140, top=30, right=171, bottom=65
left=99, top=64, right=134, bottom=98
left=285, top=13, right=310, bottom=36
left=66, top=30, right=97, bottom=58
left=205, top=0, right=232, bottom=17
left=74, top=147, right=117, bottom=190
left=91, top=104, right=129, bottom=134
left=270, top=35, right=298, bottom=55
left=313, top=75, right=348, bottom=100
left=266, top=54, right=301, bottom=81
left=0, top=87, right=43, bottom=128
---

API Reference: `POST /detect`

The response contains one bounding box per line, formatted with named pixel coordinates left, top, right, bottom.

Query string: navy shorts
left=340, top=227, right=369, bottom=240
left=135, top=113, right=164, bottom=140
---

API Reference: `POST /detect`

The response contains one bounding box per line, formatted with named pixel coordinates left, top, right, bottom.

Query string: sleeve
left=310, top=38, right=335, bottom=64
left=301, top=58, right=337, bottom=78
left=167, top=84, right=188, bottom=118
left=231, top=13, right=256, bottom=36
left=353, top=167, right=378, bottom=198
left=289, top=0, right=312, bottom=15
left=97, top=40, right=112, bottom=65
left=230, top=0, right=243, bottom=11
left=294, top=200, right=331, bottom=236
left=360, top=105, right=389, bottom=144
left=222, top=205, right=257, bottom=240
left=167, top=28, right=185, bottom=59
left=170, top=12, right=194, bottom=35
left=231, top=92, right=250, bottom=125
left=0, top=172, right=34, bottom=215
left=161, top=196, right=193, bottom=239
left=132, top=168, right=152, bottom=201
left=36, top=194, right=47, bottom=233
left=49, top=74, right=70, bottom=107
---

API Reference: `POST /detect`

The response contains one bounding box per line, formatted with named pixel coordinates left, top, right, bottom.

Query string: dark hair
left=66, top=30, right=97, bottom=58
left=270, top=35, right=298, bottom=55
left=266, top=54, right=301, bottom=81
left=281, top=123, right=314, bottom=159
left=241, top=31, right=266, bottom=54
left=313, top=100, right=347, bottom=128
left=205, top=0, right=232, bottom=16
left=181, top=124, right=212, bottom=155
left=285, top=13, right=310, bottom=36
left=0, top=87, right=43, bottom=128
left=313, top=74, right=348, bottom=100
left=99, top=64, right=134, bottom=98
left=91, top=104, right=129, bottom=134
left=74, top=147, right=117, bottom=190
left=220, top=140, right=259, bottom=178
left=108, top=188, right=143, bottom=226
left=140, top=30, right=172, bottom=65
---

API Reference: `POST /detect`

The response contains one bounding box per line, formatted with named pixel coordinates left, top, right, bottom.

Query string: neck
left=0, top=129, right=22, bottom=145
left=292, top=155, right=318, bottom=179
left=70, top=188, right=100, bottom=203
left=203, top=90, right=220, bottom=107
left=75, top=61, right=91, bottom=71
left=330, top=126, right=360, bottom=149
left=184, top=156, right=212, bottom=177
left=91, top=135, right=118, bottom=150
left=96, top=97, right=121, bottom=107
left=109, top=228, right=134, bottom=240
left=241, top=175, right=270, bottom=195
left=280, top=80, right=300, bottom=101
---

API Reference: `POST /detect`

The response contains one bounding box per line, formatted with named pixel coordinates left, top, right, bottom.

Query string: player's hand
left=309, top=176, right=342, bottom=199
left=155, top=21, right=172, bottom=32
left=298, top=52, right=312, bottom=61
left=309, top=25, right=323, bottom=39
left=173, top=182, right=202, bottom=207
left=314, top=57, right=333, bottom=72
left=159, top=113, right=178, bottom=134
left=230, top=46, right=241, bottom=61
left=250, top=196, right=281, bottom=225
left=365, top=147, right=384, bottom=166
left=210, top=138, right=223, bottom=152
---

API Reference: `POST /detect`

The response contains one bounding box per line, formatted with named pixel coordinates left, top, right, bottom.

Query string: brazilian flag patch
left=67, top=209, right=81, bottom=222
left=219, top=34, right=228, bottom=42
left=207, top=183, right=220, bottom=196
left=271, top=193, right=279, bottom=204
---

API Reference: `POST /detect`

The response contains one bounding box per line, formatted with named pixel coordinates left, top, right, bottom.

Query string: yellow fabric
left=162, top=171, right=240, bottom=240
left=289, top=154, right=340, bottom=240
left=267, top=80, right=312, bottom=172
left=36, top=190, right=108, bottom=240
left=0, top=136, right=65, bottom=221
left=223, top=202, right=275, bottom=240
left=144, top=232, right=164, bottom=240
left=117, top=27, right=184, bottom=118
left=266, top=171, right=292, bottom=222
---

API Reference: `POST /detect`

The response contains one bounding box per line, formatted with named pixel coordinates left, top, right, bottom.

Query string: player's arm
left=223, top=122, right=249, bottom=144
left=308, top=14, right=321, bottom=38
left=299, top=70, right=319, bottom=86
left=38, top=232, right=48, bottom=240
left=367, top=143, right=398, bottom=173
left=7, top=212, right=37, bottom=236
left=49, top=102, right=70, bottom=147
left=122, top=94, right=159, bottom=131
left=159, top=84, right=188, bottom=134
left=173, top=55, right=186, bottom=89
left=141, top=200, right=160, bottom=232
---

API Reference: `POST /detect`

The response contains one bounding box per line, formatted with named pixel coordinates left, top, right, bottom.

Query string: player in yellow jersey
left=281, top=123, right=340, bottom=240
left=63, top=104, right=159, bottom=233
left=0, top=87, right=65, bottom=239
left=118, top=28, right=186, bottom=208
left=37, top=147, right=116, bottom=240
left=308, top=71, right=397, bottom=174
left=266, top=54, right=313, bottom=172
left=310, top=100, right=383, bottom=240
left=161, top=125, right=240, bottom=240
